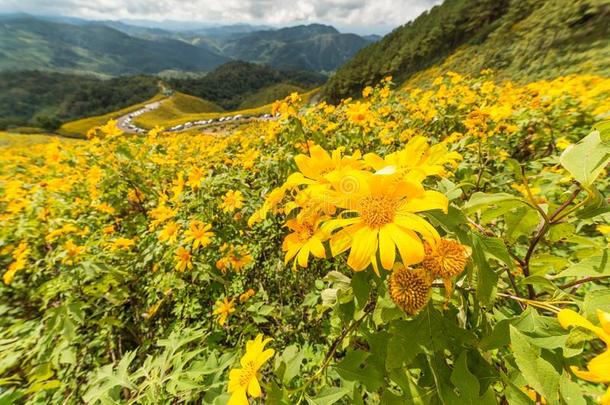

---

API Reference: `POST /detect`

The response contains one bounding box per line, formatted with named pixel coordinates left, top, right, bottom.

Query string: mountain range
left=0, top=14, right=376, bottom=76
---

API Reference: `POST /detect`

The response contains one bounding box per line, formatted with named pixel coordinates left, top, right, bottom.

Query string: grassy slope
left=58, top=94, right=166, bottom=137
left=134, top=87, right=320, bottom=129
left=238, top=83, right=306, bottom=109
left=131, top=92, right=224, bottom=128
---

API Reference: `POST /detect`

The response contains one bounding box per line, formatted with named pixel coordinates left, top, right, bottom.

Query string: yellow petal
left=401, top=190, right=448, bottom=213
left=571, top=366, right=607, bottom=383
left=394, top=212, right=440, bottom=240
left=378, top=226, right=396, bottom=270
left=558, top=309, right=610, bottom=345
left=247, top=376, right=262, bottom=398
left=385, top=224, right=424, bottom=265
left=307, top=238, right=326, bottom=259
left=600, top=387, right=610, bottom=405
left=296, top=246, right=310, bottom=268
left=347, top=227, right=378, bottom=271
left=586, top=350, right=610, bottom=382
left=228, top=388, right=249, bottom=405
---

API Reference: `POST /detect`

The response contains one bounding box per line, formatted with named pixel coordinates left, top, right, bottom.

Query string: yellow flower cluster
left=255, top=136, right=461, bottom=275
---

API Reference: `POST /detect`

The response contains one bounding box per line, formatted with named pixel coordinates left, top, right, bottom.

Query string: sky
left=0, top=0, right=442, bottom=35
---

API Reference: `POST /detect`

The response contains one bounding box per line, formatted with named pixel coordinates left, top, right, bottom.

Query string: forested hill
left=323, top=0, right=610, bottom=102
left=168, top=61, right=326, bottom=110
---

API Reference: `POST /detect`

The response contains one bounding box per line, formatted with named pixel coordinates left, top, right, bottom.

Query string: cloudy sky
left=0, top=0, right=442, bottom=34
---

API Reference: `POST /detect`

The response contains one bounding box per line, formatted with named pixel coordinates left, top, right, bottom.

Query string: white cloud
left=0, top=0, right=442, bottom=34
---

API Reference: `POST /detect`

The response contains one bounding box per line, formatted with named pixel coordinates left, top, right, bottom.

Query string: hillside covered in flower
left=1, top=72, right=609, bottom=404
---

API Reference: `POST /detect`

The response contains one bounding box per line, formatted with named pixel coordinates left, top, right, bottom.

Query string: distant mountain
left=323, top=0, right=610, bottom=102
left=168, top=61, right=326, bottom=110
left=0, top=15, right=373, bottom=75
left=0, top=16, right=229, bottom=75
left=216, top=24, right=373, bottom=72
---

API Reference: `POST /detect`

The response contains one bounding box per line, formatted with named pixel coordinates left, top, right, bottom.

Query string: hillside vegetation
left=0, top=71, right=159, bottom=130
left=323, top=0, right=610, bottom=101
left=238, top=83, right=306, bottom=109
left=168, top=61, right=326, bottom=110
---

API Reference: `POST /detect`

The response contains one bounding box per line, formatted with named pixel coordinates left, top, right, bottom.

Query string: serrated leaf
left=560, top=130, right=610, bottom=186
left=509, top=326, right=560, bottom=402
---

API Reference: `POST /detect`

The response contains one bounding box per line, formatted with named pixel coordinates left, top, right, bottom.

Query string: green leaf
left=463, top=192, right=528, bottom=214
left=305, top=387, right=350, bottom=405
left=583, top=289, right=610, bottom=320
left=334, top=350, right=384, bottom=392
left=472, top=234, right=499, bottom=304
left=450, top=353, right=480, bottom=403
left=276, top=345, right=304, bottom=385
left=509, top=326, right=560, bottom=403
left=560, top=129, right=610, bottom=186
left=559, top=371, right=586, bottom=405
left=476, top=235, right=516, bottom=270
left=554, top=252, right=609, bottom=278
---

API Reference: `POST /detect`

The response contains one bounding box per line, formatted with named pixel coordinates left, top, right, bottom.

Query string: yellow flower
left=213, top=297, right=236, bottom=326
left=346, top=101, right=373, bottom=126
left=186, top=167, right=205, bottom=190
left=3, top=242, right=29, bottom=285
left=227, top=334, right=275, bottom=405
left=221, top=190, right=244, bottom=213
left=99, top=119, right=123, bottom=137
left=558, top=309, right=610, bottom=404
left=290, top=145, right=363, bottom=185
left=184, top=220, right=214, bottom=249
left=362, top=86, right=373, bottom=98
left=103, top=225, right=116, bottom=235
left=63, top=239, right=85, bottom=264
left=597, top=225, right=610, bottom=235
left=148, top=204, right=176, bottom=229
left=282, top=212, right=328, bottom=268
left=556, top=137, right=571, bottom=150
left=109, top=237, right=136, bottom=251
left=323, top=169, right=447, bottom=272
left=239, top=289, right=256, bottom=303
left=363, top=136, right=462, bottom=180
left=388, top=264, right=432, bottom=315
left=174, top=247, right=193, bottom=272
left=158, top=221, right=180, bottom=244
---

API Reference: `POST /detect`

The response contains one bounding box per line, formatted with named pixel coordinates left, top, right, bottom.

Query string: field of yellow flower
left=1, top=72, right=609, bottom=404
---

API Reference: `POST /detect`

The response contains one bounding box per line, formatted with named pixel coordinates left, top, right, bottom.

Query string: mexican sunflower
left=558, top=308, right=610, bottom=404
left=282, top=211, right=328, bottom=268
left=227, top=334, right=275, bottom=405
left=322, top=168, right=447, bottom=272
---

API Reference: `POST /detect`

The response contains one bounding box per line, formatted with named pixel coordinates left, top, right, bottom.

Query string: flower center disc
left=359, top=196, right=397, bottom=228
